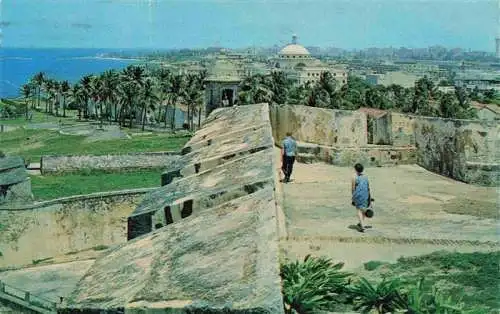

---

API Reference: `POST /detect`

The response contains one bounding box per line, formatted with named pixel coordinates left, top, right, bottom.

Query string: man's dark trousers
left=282, top=154, right=295, bottom=182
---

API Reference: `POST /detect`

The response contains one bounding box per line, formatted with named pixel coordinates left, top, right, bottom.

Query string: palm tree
left=20, top=84, right=32, bottom=119
left=80, top=75, right=93, bottom=119
left=168, top=74, right=185, bottom=130
left=117, top=81, right=137, bottom=128
left=183, top=80, right=203, bottom=131
left=60, top=80, right=70, bottom=118
left=32, top=72, right=46, bottom=110
left=154, top=68, right=172, bottom=124
left=52, top=80, right=61, bottom=116
left=100, top=70, right=119, bottom=123
left=268, top=71, right=290, bottom=105
left=140, top=79, right=159, bottom=131
left=238, top=74, right=273, bottom=105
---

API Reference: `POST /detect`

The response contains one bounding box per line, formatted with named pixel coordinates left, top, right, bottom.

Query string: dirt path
left=275, top=149, right=499, bottom=269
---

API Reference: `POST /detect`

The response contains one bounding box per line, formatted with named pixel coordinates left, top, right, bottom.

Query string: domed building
left=274, top=35, right=347, bottom=86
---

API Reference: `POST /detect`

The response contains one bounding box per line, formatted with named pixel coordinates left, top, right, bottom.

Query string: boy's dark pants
left=282, top=154, right=295, bottom=182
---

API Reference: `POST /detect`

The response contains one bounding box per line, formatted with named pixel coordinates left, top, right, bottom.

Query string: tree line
left=238, top=71, right=483, bottom=119
left=20, top=65, right=494, bottom=127
left=20, top=65, right=207, bottom=131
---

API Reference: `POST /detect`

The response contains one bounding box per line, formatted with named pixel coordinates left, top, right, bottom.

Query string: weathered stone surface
left=162, top=125, right=273, bottom=185
left=0, top=167, right=29, bottom=186
left=0, top=156, right=33, bottom=205
left=391, top=113, right=416, bottom=146
left=0, top=156, right=25, bottom=172
left=61, top=188, right=284, bottom=314
left=414, top=117, right=499, bottom=186
left=270, top=104, right=368, bottom=147
left=129, top=148, right=274, bottom=240
left=189, top=103, right=270, bottom=146
left=0, top=189, right=151, bottom=268
left=41, top=152, right=179, bottom=175
left=296, top=142, right=417, bottom=167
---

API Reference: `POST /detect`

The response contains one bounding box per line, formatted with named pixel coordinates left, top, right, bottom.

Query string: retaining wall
left=0, top=189, right=153, bottom=268
left=270, top=104, right=368, bottom=147
left=414, top=117, right=499, bottom=186
left=41, top=152, right=180, bottom=174
left=296, top=142, right=417, bottom=167
left=61, top=104, right=285, bottom=314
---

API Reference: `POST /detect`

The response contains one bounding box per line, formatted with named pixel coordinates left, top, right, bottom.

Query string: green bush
left=280, top=255, right=352, bottom=313
left=348, top=277, right=407, bottom=313
left=405, top=278, right=468, bottom=314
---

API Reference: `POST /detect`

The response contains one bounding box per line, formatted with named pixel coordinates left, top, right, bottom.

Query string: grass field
left=0, top=110, right=78, bottom=126
left=362, top=251, right=500, bottom=312
left=0, top=128, right=190, bottom=161
left=30, top=169, right=161, bottom=200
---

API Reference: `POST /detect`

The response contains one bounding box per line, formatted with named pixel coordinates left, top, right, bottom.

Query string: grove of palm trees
left=20, top=65, right=207, bottom=132
left=238, top=71, right=480, bottom=120
left=16, top=63, right=490, bottom=137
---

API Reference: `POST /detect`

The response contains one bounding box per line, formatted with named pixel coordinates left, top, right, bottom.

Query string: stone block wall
left=41, top=152, right=179, bottom=174
left=371, top=114, right=392, bottom=145
left=0, top=156, right=33, bottom=205
left=391, top=113, right=416, bottom=146
left=270, top=104, right=367, bottom=147
left=414, top=117, right=499, bottom=186
left=0, top=189, right=152, bottom=268
left=61, top=104, right=285, bottom=313
left=296, top=142, right=417, bottom=167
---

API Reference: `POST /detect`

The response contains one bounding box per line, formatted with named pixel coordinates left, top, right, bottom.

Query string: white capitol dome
left=280, top=44, right=310, bottom=56
left=279, top=35, right=311, bottom=57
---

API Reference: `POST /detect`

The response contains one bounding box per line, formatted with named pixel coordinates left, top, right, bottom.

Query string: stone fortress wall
left=271, top=104, right=499, bottom=186
left=0, top=102, right=498, bottom=313
left=41, top=151, right=180, bottom=175
left=0, top=188, right=153, bottom=268
left=0, top=156, right=33, bottom=205
left=60, top=104, right=285, bottom=313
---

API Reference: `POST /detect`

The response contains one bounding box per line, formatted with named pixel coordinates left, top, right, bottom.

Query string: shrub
left=280, top=255, right=352, bottom=313
left=348, top=277, right=407, bottom=313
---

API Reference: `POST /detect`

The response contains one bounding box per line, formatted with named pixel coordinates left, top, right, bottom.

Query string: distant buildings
left=272, top=35, right=347, bottom=86
left=454, top=71, right=500, bottom=92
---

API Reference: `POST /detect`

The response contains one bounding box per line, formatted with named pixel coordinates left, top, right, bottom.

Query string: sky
left=1, top=0, right=499, bottom=51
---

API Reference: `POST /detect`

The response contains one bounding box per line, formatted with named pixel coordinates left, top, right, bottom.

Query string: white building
left=273, top=35, right=347, bottom=86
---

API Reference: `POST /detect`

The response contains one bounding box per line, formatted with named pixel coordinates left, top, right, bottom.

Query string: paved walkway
left=276, top=149, right=499, bottom=269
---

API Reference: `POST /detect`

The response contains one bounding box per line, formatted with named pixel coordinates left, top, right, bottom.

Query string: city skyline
left=1, top=0, right=499, bottom=52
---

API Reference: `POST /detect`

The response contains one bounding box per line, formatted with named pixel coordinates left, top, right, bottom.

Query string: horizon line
left=1, top=46, right=496, bottom=53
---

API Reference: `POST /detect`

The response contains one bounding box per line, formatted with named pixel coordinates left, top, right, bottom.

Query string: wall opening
left=181, top=200, right=193, bottom=218
left=164, top=206, right=174, bottom=224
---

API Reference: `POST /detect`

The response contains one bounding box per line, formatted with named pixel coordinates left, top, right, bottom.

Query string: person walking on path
left=281, top=132, right=297, bottom=183
left=351, top=163, right=371, bottom=232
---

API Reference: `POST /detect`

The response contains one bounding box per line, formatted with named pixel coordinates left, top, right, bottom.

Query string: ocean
left=0, top=48, right=142, bottom=99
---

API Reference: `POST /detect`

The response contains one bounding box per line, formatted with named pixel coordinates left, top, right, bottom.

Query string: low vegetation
left=0, top=128, right=189, bottom=161
left=281, top=251, right=499, bottom=313
left=30, top=169, right=161, bottom=200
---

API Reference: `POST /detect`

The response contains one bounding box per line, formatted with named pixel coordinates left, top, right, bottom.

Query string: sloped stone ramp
left=59, top=104, right=285, bottom=313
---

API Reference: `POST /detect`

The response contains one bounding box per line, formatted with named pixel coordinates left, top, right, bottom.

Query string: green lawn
left=362, top=251, right=500, bottom=313
left=0, top=128, right=190, bottom=162
left=30, top=169, right=161, bottom=200
left=0, top=110, right=78, bottom=126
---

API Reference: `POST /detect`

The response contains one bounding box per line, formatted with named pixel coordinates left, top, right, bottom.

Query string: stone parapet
left=0, top=188, right=153, bottom=268
left=296, top=142, right=417, bottom=167
left=40, top=151, right=180, bottom=175
left=60, top=104, right=285, bottom=313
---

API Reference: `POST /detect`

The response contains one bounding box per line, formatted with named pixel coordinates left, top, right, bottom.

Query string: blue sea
left=0, top=48, right=144, bottom=98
